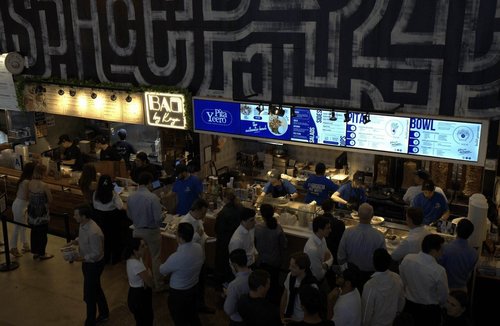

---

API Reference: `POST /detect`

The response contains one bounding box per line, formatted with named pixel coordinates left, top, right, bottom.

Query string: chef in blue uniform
left=331, top=172, right=367, bottom=210
left=256, top=169, right=298, bottom=205
left=303, top=162, right=338, bottom=205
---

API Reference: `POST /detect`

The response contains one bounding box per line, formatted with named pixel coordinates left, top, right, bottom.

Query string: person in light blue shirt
left=331, top=172, right=367, bottom=210
left=412, top=179, right=450, bottom=225
left=224, top=249, right=251, bottom=325
left=303, top=162, right=338, bottom=205
left=439, top=218, right=478, bottom=290
left=172, top=164, right=203, bottom=215
left=159, top=222, right=204, bottom=325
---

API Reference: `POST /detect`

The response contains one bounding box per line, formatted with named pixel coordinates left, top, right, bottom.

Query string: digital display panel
left=193, top=97, right=487, bottom=165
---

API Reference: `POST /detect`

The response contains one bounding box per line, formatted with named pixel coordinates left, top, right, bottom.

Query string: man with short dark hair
left=412, top=179, right=450, bottom=225
left=237, top=270, right=282, bottom=326
left=391, top=207, right=430, bottom=263
left=229, top=207, right=258, bottom=267
left=322, top=198, right=345, bottom=265
left=303, top=162, right=338, bottom=205
left=70, top=204, right=109, bottom=325
left=224, top=249, right=251, bottom=325
left=113, top=128, right=136, bottom=170
left=331, top=172, right=367, bottom=210
left=304, top=216, right=333, bottom=282
left=439, top=219, right=478, bottom=291
left=403, top=169, right=447, bottom=205
left=95, top=135, right=121, bottom=161
left=127, top=171, right=164, bottom=291
left=400, top=234, right=449, bottom=326
left=328, top=263, right=362, bottom=325
left=58, top=134, right=83, bottom=171
left=172, top=164, right=203, bottom=215
left=160, top=222, right=204, bottom=326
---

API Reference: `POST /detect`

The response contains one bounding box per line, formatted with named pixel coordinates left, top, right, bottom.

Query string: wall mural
left=0, top=0, right=500, bottom=118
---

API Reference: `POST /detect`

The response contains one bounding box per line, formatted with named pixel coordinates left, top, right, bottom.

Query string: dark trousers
left=30, top=223, right=48, bottom=256
left=128, top=286, right=153, bottom=326
left=260, top=263, right=282, bottom=305
left=82, top=259, right=109, bottom=326
left=197, top=263, right=208, bottom=309
left=168, top=285, right=201, bottom=326
left=358, top=270, right=374, bottom=294
left=96, top=209, right=123, bottom=264
left=403, top=299, right=442, bottom=326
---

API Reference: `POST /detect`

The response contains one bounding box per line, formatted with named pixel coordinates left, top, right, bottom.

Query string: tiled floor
left=0, top=223, right=229, bottom=326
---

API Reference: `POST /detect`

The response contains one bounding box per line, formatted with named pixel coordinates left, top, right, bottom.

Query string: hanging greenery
left=14, top=76, right=193, bottom=130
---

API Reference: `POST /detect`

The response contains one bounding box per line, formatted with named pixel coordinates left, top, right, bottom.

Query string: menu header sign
left=144, top=92, right=187, bottom=129
left=0, top=53, right=19, bottom=110
left=193, top=97, right=488, bottom=165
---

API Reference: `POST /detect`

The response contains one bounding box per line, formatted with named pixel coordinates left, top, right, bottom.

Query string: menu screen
left=345, top=112, right=410, bottom=154
left=193, top=98, right=486, bottom=164
left=407, top=118, right=482, bottom=162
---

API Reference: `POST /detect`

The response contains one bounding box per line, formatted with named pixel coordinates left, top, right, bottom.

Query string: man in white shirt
left=328, top=263, right=362, bottom=326
left=391, top=207, right=430, bottom=263
left=180, top=198, right=215, bottom=314
left=159, top=222, right=204, bottom=325
left=403, top=169, right=447, bottom=205
left=229, top=207, right=258, bottom=267
left=303, top=216, right=333, bottom=283
left=362, top=248, right=405, bottom=326
left=399, top=234, right=449, bottom=326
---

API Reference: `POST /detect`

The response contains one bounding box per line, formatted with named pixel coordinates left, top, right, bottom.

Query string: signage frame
left=144, top=91, right=187, bottom=130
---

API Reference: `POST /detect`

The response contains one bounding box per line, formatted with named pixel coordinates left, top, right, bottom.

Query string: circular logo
left=201, top=109, right=233, bottom=126
left=385, top=120, right=404, bottom=138
left=453, top=127, right=473, bottom=144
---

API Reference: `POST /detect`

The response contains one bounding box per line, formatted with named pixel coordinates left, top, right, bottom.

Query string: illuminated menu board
left=193, top=97, right=488, bottom=165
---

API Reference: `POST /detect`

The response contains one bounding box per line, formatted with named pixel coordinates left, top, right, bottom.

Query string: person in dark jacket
left=130, top=152, right=160, bottom=184
left=58, top=134, right=83, bottom=171
left=95, top=135, right=121, bottom=161
left=113, top=128, right=136, bottom=170
left=215, top=188, right=243, bottom=284
left=321, top=198, right=345, bottom=265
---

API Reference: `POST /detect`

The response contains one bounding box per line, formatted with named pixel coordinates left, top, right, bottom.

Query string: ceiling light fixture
left=110, top=94, right=117, bottom=101
left=58, top=89, right=64, bottom=96
left=125, top=95, right=132, bottom=102
left=91, top=92, right=97, bottom=99
left=69, top=89, right=76, bottom=97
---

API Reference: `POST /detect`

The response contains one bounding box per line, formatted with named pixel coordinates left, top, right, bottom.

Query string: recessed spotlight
left=126, top=95, right=132, bottom=102
left=91, top=92, right=97, bottom=99
left=58, top=89, right=64, bottom=96
left=110, top=94, right=117, bottom=101
left=69, top=89, right=76, bottom=97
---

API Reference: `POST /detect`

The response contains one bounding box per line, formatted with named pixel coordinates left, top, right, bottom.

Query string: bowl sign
left=144, top=92, right=186, bottom=129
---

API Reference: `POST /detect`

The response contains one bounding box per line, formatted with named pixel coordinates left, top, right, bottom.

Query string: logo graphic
left=201, top=108, right=233, bottom=126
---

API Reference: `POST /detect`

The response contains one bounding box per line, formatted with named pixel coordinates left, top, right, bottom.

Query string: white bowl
left=371, top=216, right=385, bottom=225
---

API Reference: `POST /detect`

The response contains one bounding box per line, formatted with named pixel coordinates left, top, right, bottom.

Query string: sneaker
left=10, top=248, right=22, bottom=258
left=39, top=254, right=54, bottom=260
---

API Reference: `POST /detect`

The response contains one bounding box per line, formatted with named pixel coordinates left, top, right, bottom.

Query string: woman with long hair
left=255, top=203, right=288, bottom=304
left=78, top=163, right=97, bottom=205
left=92, top=174, right=125, bottom=264
left=124, top=237, right=154, bottom=325
left=214, top=188, right=242, bottom=284
left=28, top=164, right=53, bottom=260
left=9, top=162, right=36, bottom=257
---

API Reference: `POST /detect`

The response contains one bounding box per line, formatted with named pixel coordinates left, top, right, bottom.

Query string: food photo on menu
left=239, top=103, right=292, bottom=140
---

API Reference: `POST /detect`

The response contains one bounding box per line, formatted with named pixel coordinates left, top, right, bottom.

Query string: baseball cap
left=268, top=169, right=281, bottom=180
left=58, top=134, right=71, bottom=145
left=117, top=129, right=127, bottom=138
left=415, top=169, right=430, bottom=180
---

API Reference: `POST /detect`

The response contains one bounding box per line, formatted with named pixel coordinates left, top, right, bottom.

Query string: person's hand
left=324, top=251, right=332, bottom=262
left=346, top=202, right=353, bottom=209
left=328, top=287, right=341, bottom=303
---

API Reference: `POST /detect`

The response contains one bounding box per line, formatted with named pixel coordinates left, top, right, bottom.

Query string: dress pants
left=82, top=259, right=109, bottom=326
left=30, top=223, right=48, bottom=256
left=133, top=228, right=163, bottom=289
left=403, top=299, right=442, bottom=326
left=128, top=286, right=153, bottom=326
left=168, top=285, right=201, bottom=326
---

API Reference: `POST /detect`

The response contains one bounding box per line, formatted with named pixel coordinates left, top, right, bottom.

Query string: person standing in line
left=127, top=171, right=165, bottom=291
left=78, top=163, right=98, bottom=206
left=160, top=222, right=204, bottom=326
left=399, top=234, right=449, bottom=326
left=70, top=204, right=109, bottom=326
left=391, top=207, right=430, bottom=264
left=237, top=269, right=282, bottom=326
left=172, top=164, right=203, bottom=216
left=411, top=179, right=450, bottom=225
left=280, top=252, right=319, bottom=323
left=321, top=198, right=345, bottom=266
left=255, top=203, right=288, bottom=305
left=327, top=263, right=362, bottom=326
left=296, top=285, right=335, bottom=326
left=229, top=207, right=258, bottom=268
left=331, top=172, right=367, bottom=210
left=304, top=216, right=333, bottom=284
left=337, top=203, right=386, bottom=293
left=27, top=164, right=53, bottom=260
left=442, top=290, right=472, bottom=326
left=92, top=174, right=125, bottom=264
left=361, top=248, right=405, bottom=326
left=9, top=162, right=35, bottom=257
left=439, top=219, right=478, bottom=291
left=124, top=237, right=154, bottom=326
left=180, top=198, right=216, bottom=314
left=224, top=249, right=251, bottom=325
left=113, top=128, right=136, bottom=171
left=130, top=152, right=160, bottom=184
left=58, top=134, right=83, bottom=171
left=403, top=169, right=447, bottom=206
left=304, top=163, right=339, bottom=205
left=95, top=135, right=121, bottom=161
left=215, top=188, right=243, bottom=284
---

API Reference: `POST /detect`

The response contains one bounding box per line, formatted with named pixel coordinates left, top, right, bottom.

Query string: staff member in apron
left=256, top=169, right=298, bottom=205
left=331, top=172, right=367, bottom=210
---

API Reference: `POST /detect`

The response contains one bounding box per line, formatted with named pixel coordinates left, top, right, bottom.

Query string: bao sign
left=144, top=92, right=186, bottom=130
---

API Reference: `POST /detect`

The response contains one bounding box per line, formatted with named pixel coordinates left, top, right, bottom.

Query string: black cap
left=268, top=169, right=281, bottom=180
left=58, top=134, right=71, bottom=145
left=415, top=169, right=430, bottom=180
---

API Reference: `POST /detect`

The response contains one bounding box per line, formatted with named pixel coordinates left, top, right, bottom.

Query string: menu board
left=193, top=97, right=487, bottom=165
left=345, top=112, right=410, bottom=154
left=407, top=118, right=481, bottom=162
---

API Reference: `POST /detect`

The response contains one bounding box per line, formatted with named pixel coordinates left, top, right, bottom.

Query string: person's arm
left=152, top=196, right=163, bottom=225
left=284, top=181, right=298, bottom=199
left=61, top=158, right=76, bottom=165
left=279, top=288, right=288, bottom=321
left=324, top=247, right=334, bottom=268
left=305, top=246, right=325, bottom=281
left=82, top=233, right=103, bottom=262
left=361, top=286, right=375, bottom=326
left=391, top=238, right=409, bottom=262
left=159, top=252, right=177, bottom=276
left=437, top=269, right=449, bottom=307
left=327, top=287, right=341, bottom=320
left=138, top=268, right=154, bottom=288
left=336, top=233, right=347, bottom=266
left=402, top=188, right=412, bottom=204
left=223, top=283, right=238, bottom=318
left=113, top=192, right=125, bottom=210
left=44, top=183, right=53, bottom=204
left=440, top=195, right=450, bottom=221
left=331, top=188, right=348, bottom=206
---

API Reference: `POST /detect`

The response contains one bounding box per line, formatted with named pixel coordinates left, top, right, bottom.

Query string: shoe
left=39, top=254, right=54, bottom=260
left=198, top=306, right=216, bottom=314
left=10, top=248, right=22, bottom=257
left=96, top=314, right=109, bottom=324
